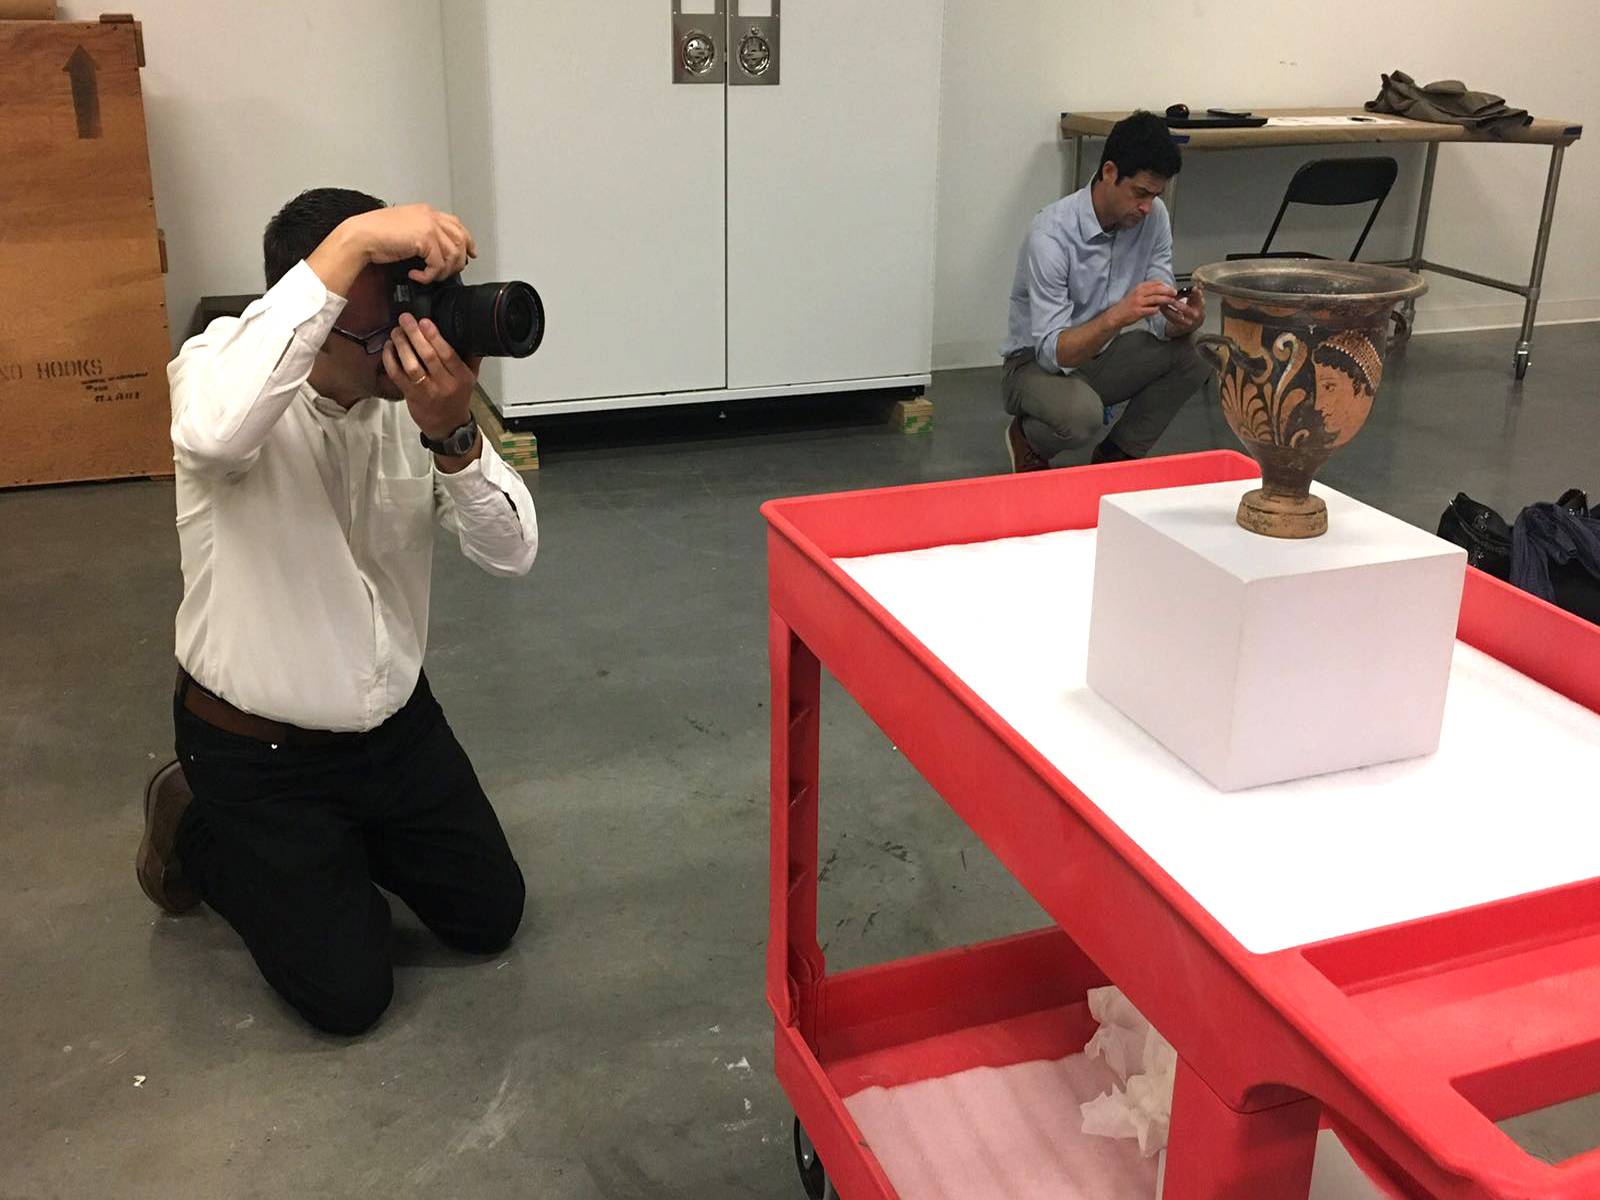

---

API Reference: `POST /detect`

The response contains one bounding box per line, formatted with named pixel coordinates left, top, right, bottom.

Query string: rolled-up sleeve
left=1025, top=226, right=1075, bottom=374
left=434, top=441, right=539, bottom=577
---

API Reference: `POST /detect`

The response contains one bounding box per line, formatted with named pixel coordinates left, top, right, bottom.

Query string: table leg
left=1401, top=141, right=1439, bottom=339
left=769, top=616, right=825, bottom=1044
left=1513, top=142, right=1568, bottom=381
left=1162, top=1059, right=1321, bottom=1200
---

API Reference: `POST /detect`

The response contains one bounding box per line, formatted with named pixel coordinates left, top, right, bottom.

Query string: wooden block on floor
left=471, top=389, right=538, bottom=471
left=885, top=393, right=933, bottom=434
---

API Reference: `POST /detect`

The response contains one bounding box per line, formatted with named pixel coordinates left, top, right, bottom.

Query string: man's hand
left=1161, top=285, right=1206, bottom=337
left=1108, top=280, right=1178, bottom=329
left=382, top=314, right=485, bottom=471
left=355, top=204, right=478, bottom=283
left=307, top=204, right=479, bottom=296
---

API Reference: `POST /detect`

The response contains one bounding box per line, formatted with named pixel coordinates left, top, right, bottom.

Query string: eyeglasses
left=330, top=321, right=398, bottom=355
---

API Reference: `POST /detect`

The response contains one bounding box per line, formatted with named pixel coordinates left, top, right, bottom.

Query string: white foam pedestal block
left=1087, top=481, right=1467, bottom=792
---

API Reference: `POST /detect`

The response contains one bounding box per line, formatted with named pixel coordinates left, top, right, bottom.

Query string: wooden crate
left=0, top=16, right=172, bottom=487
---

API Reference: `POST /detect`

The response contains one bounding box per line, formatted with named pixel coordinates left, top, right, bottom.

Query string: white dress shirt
left=169, top=260, right=538, bottom=732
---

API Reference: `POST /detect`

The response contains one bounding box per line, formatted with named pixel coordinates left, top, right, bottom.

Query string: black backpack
left=1439, top=489, right=1600, bottom=625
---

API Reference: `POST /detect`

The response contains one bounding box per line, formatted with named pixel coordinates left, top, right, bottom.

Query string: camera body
left=384, top=261, right=545, bottom=359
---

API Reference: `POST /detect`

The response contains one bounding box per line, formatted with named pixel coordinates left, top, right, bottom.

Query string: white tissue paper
left=1079, top=985, right=1179, bottom=1159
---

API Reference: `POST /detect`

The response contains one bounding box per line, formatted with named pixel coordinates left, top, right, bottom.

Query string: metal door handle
left=672, top=0, right=727, bottom=84
left=730, top=0, right=779, bottom=86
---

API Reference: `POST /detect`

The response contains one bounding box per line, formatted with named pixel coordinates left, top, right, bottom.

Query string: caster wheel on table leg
left=1514, top=349, right=1529, bottom=380
left=794, top=1117, right=829, bottom=1199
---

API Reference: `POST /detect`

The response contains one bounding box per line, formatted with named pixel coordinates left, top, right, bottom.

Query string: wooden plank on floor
left=884, top=392, right=933, bottom=434
left=471, top=386, right=538, bottom=471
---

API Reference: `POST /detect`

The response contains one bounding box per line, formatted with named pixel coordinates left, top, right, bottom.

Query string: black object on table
left=1163, top=103, right=1268, bottom=130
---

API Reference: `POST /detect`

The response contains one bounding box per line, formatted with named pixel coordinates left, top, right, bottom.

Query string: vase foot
left=1237, top=488, right=1327, bottom=538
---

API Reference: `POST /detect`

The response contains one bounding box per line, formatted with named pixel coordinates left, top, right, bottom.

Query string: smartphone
left=1161, top=286, right=1194, bottom=319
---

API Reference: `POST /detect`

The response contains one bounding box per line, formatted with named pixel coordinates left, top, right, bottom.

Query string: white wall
left=56, top=2, right=1597, bottom=372
left=933, top=0, right=1600, bottom=368
left=59, top=0, right=452, bottom=349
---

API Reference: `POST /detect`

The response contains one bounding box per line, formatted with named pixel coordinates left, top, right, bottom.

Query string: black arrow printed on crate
left=63, top=45, right=100, bottom=139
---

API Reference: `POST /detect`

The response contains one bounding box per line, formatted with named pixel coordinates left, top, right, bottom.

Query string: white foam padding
left=843, top=1055, right=1383, bottom=1199
left=1086, top=482, right=1465, bottom=790
left=839, top=527, right=1600, bottom=953
left=844, top=1053, right=1158, bottom=1199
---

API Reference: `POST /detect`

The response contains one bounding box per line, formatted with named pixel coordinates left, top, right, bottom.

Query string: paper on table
left=1265, top=115, right=1410, bottom=127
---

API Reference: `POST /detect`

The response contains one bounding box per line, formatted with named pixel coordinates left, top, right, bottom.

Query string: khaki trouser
left=1002, top=331, right=1210, bottom=460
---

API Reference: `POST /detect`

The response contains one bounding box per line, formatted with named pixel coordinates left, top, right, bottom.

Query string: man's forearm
left=439, top=443, right=540, bottom=578
left=1054, top=311, right=1121, bottom=369
left=305, top=220, right=371, bottom=297
left=168, top=263, right=345, bottom=474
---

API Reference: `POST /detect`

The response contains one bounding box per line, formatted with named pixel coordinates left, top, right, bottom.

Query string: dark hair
left=262, top=187, right=386, bottom=287
left=1097, top=110, right=1182, bottom=185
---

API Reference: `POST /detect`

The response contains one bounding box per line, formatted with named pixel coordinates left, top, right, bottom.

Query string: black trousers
left=173, top=674, right=525, bottom=1035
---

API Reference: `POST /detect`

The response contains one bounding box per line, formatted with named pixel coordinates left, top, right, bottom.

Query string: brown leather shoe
left=1091, top=436, right=1137, bottom=465
left=1005, top=417, right=1050, bottom=473
left=137, top=760, right=200, bottom=914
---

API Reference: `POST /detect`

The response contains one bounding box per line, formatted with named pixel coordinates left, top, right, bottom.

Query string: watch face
left=423, top=417, right=477, bottom=456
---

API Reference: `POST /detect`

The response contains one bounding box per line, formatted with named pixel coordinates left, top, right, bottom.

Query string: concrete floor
left=2, top=323, right=1597, bottom=1198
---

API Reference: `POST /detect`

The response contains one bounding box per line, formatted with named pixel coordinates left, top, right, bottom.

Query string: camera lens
left=498, top=285, right=541, bottom=353
left=431, top=279, right=545, bottom=359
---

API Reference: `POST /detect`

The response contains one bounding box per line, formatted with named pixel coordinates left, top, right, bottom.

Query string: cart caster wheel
left=794, top=1118, right=830, bottom=1199
left=1514, top=349, right=1529, bottom=381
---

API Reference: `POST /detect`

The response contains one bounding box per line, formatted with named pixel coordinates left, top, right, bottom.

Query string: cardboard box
left=0, top=16, right=172, bottom=487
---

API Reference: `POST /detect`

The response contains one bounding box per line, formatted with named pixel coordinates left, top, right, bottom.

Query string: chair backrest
left=1284, top=157, right=1399, bottom=207
left=1260, top=156, right=1400, bottom=259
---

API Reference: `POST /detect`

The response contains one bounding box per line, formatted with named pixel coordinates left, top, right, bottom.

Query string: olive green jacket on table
left=1366, top=69, right=1531, bottom=136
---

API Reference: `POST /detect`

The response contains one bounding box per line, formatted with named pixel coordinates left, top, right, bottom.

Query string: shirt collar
left=302, top=382, right=355, bottom=420
left=1072, top=184, right=1113, bottom=243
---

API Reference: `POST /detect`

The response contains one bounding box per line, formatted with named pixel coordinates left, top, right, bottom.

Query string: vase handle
left=1194, top=332, right=1241, bottom=374
left=1195, top=332, right=1274, bottom=384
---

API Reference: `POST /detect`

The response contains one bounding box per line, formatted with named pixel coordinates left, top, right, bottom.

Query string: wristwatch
left=419, top=414, right=478, bottom=457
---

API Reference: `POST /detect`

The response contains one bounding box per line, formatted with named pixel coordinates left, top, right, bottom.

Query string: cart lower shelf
left=844, top=1049, right=1386, bottom=1200
left=844, top=1037, right=1157, bottom=1198
left=776, top=927, right=1388, bottom=1200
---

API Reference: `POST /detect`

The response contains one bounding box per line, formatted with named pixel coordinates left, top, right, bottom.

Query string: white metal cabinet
left=726, top=0, right=942, bottom=391
left=444, top=1, right=943, bottom=417
left=442, top=1, right=727, bottom=411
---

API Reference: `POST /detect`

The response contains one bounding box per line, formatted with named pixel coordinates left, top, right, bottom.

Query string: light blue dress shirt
left=1002, top=184, right=1175, bottom=374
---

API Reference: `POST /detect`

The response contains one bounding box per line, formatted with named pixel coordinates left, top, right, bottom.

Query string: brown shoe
left=1090, top=437, right=1137, bottom=465
left=137, top=760, right=200, bottom=914
left=1005, top=417, right=1050, bottom=473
